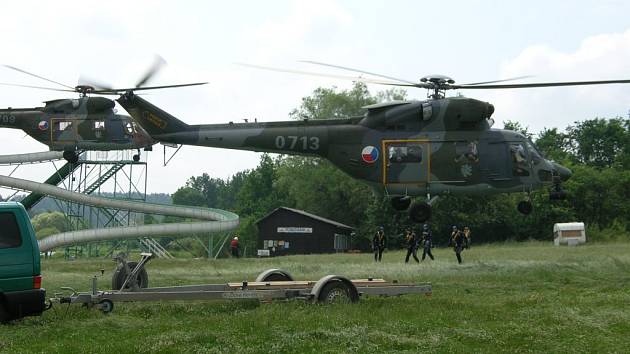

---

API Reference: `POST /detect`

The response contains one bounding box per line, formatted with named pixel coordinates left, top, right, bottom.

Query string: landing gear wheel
left=391, top=197, right=411, bottom=211
left=409, top=202, right=431, bottom=223
left=517, top=201, right=533, bottom=215
left=132, top=154, right=140, bottom=162
left=318, top=280, right=355, bottom=304
left=111, top=261, right=149, bottom=290
left=98, top=299, right=114, bottom=314
left=63, top=151, right=79, bottom=164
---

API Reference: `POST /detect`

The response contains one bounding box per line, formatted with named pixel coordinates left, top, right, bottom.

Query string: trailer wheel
left=112, top=261, right=149, bottom=290
left=99, top=299, right=114, bottom=314
left=318, top=280, right=356, bottom=304
left=255, top=269, right=294, bottom=282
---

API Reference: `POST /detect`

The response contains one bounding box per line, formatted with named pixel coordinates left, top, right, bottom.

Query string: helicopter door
left=479, top=141, right=511, bottom=180
left=51, top=118, right=79, bottom=145
left=382, top=140, right=430, bottom=185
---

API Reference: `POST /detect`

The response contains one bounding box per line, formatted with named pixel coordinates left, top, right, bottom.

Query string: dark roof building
left=256, top=207, right=354, bottom=256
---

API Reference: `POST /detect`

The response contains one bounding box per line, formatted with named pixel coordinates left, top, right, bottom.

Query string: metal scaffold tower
left=59, top=150, right=149, bottom=257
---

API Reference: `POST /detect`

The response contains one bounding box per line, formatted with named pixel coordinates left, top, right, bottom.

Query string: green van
left=0, top=202, right=46, bottom=322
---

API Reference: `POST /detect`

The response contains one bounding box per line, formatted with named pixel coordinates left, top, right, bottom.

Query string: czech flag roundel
left=38, top=121, right=49, bottom=131
left=361, top=146, right=379, bottom=163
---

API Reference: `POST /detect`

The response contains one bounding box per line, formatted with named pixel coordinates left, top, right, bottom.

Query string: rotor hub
left=75, top=85, right=95, bottom=96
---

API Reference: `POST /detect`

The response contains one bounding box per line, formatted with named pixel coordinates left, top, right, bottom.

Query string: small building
left=256, top=207, right=354, bottom=256
left=553, top=222, right=586, bottom=246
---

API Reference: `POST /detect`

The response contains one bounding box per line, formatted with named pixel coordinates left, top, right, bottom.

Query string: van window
left=0, top=212, right=22, bottom=249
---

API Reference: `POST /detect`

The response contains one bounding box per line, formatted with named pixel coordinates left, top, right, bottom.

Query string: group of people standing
left=372, top=224, right=471, bottom=264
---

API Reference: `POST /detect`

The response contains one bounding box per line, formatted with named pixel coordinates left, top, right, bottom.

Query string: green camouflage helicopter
left=0, top=62, right=205, bottom=163
left=116, top=63, right=630, bottom=222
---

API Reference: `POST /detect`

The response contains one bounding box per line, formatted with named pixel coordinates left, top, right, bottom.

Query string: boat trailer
left=52, top=253, right=432, bottom=313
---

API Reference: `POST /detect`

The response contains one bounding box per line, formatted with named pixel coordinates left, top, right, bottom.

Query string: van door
left=0, top=211, right=34, bottom=292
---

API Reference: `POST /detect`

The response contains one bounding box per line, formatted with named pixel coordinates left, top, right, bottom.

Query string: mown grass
left=2, top=242, right=630, bottom=353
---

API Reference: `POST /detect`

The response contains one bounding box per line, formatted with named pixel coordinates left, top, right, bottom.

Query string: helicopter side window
left=388, top=144, right=423, bottom=163
left=54, top=121, right=73, bottom=132
left=454, top=141, right=479, bottom=163
left=510, top=143, right=530, bottom=176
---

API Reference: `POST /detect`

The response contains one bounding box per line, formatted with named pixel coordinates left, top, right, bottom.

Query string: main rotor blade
left=237, top=63, right=424, bottom=88
left=460, top=76, right=533, bottom=86
left=454, top=79, right=630, bottom=89
left=0, top=82, right=75, bottom=92
left=2, top=65, right=75, bottom=90
left=94, top=82, right=207, bottom=94
left=299, top=60, right=419, bottom=85
left=135, top=55, right=167, bottom=88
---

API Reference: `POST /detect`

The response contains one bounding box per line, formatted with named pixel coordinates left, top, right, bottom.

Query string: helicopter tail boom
left=117, top=93, right=192, bottom=136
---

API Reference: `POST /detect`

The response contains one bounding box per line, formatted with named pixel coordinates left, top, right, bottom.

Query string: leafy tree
left=31, top=212, right=71, bottom=237
left=171, top=187, right=206, bottom=207
left=535, top=127, right=570, bottom=162
left=503, top=120, right=533, bottom=139
left=566, top=118, right=630, bottom=169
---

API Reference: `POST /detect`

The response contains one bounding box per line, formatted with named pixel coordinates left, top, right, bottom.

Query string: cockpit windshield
left=526, top=140, right=543, bottom=165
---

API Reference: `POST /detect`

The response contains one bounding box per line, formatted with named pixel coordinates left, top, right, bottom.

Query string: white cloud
left=477, top=29, right=630, bottom=133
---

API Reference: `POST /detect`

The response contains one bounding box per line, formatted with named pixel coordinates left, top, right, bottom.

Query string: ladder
left=139, top=237, right=174, bottom=259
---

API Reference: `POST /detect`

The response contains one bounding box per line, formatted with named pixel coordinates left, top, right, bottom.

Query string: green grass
left=2, top=242, right=630, bottom=353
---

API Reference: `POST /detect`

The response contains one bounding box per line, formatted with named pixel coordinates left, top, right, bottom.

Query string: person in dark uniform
left=463, top=226, right=472, bottom=249
left=421, top=223, right=434, bottom=261
left=451, top=226, right=465, bottom=264
left=404, top=227, right=420, bottom=263
left=372, top=226, right=386, bottom=262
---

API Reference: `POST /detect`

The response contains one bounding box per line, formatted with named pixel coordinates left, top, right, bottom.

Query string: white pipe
left=0, top=151, right=64, bottom=164
left=0, top=152, right=239, bottom=251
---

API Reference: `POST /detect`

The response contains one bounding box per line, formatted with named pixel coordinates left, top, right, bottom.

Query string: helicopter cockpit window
left=454, top=141, right=479, bottom=163
left=124, top=122, right=135, bottom=135
left=421, top=103, right=433, bottom=121
left=388, top=144, right=423, bottom=163
left=510, top=143, right=530, bottom=176
left=526, top=141, right=543, bottom=165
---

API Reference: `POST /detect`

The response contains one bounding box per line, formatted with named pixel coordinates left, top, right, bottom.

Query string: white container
left=553, top=222, right=586, bottom=246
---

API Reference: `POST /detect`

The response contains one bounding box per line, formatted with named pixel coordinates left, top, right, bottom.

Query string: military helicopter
left=116, top=63, right=630, bottom=222
left=0, top=61, right=205, bottom=163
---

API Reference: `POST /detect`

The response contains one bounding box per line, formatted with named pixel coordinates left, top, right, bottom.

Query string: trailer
left=52, top=254, right=432, bottom=313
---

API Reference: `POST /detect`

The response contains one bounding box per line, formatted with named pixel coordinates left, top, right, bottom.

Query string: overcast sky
left=1, top=0, right=630, bottom=195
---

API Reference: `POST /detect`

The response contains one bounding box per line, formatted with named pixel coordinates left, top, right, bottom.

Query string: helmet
left=234, top=236, right=238, bottom=240
left=452, top=225, right=457, bottom=230
left=423, top=224, right=429, bottom=230
left=379, top=226, right=384, bottom=231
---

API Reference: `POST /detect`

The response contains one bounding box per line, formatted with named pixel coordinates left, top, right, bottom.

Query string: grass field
left=1, top=242, right=630, bottom=353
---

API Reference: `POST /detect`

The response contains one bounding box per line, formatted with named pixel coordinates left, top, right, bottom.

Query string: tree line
left=170, top=83, right=630, bottom=251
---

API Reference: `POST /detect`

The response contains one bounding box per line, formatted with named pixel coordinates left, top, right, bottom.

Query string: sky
left=1, top=0, right=630, bottom=195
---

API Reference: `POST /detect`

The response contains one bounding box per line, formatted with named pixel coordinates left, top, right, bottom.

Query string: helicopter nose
left=552, top=162, right=572, bottom=181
